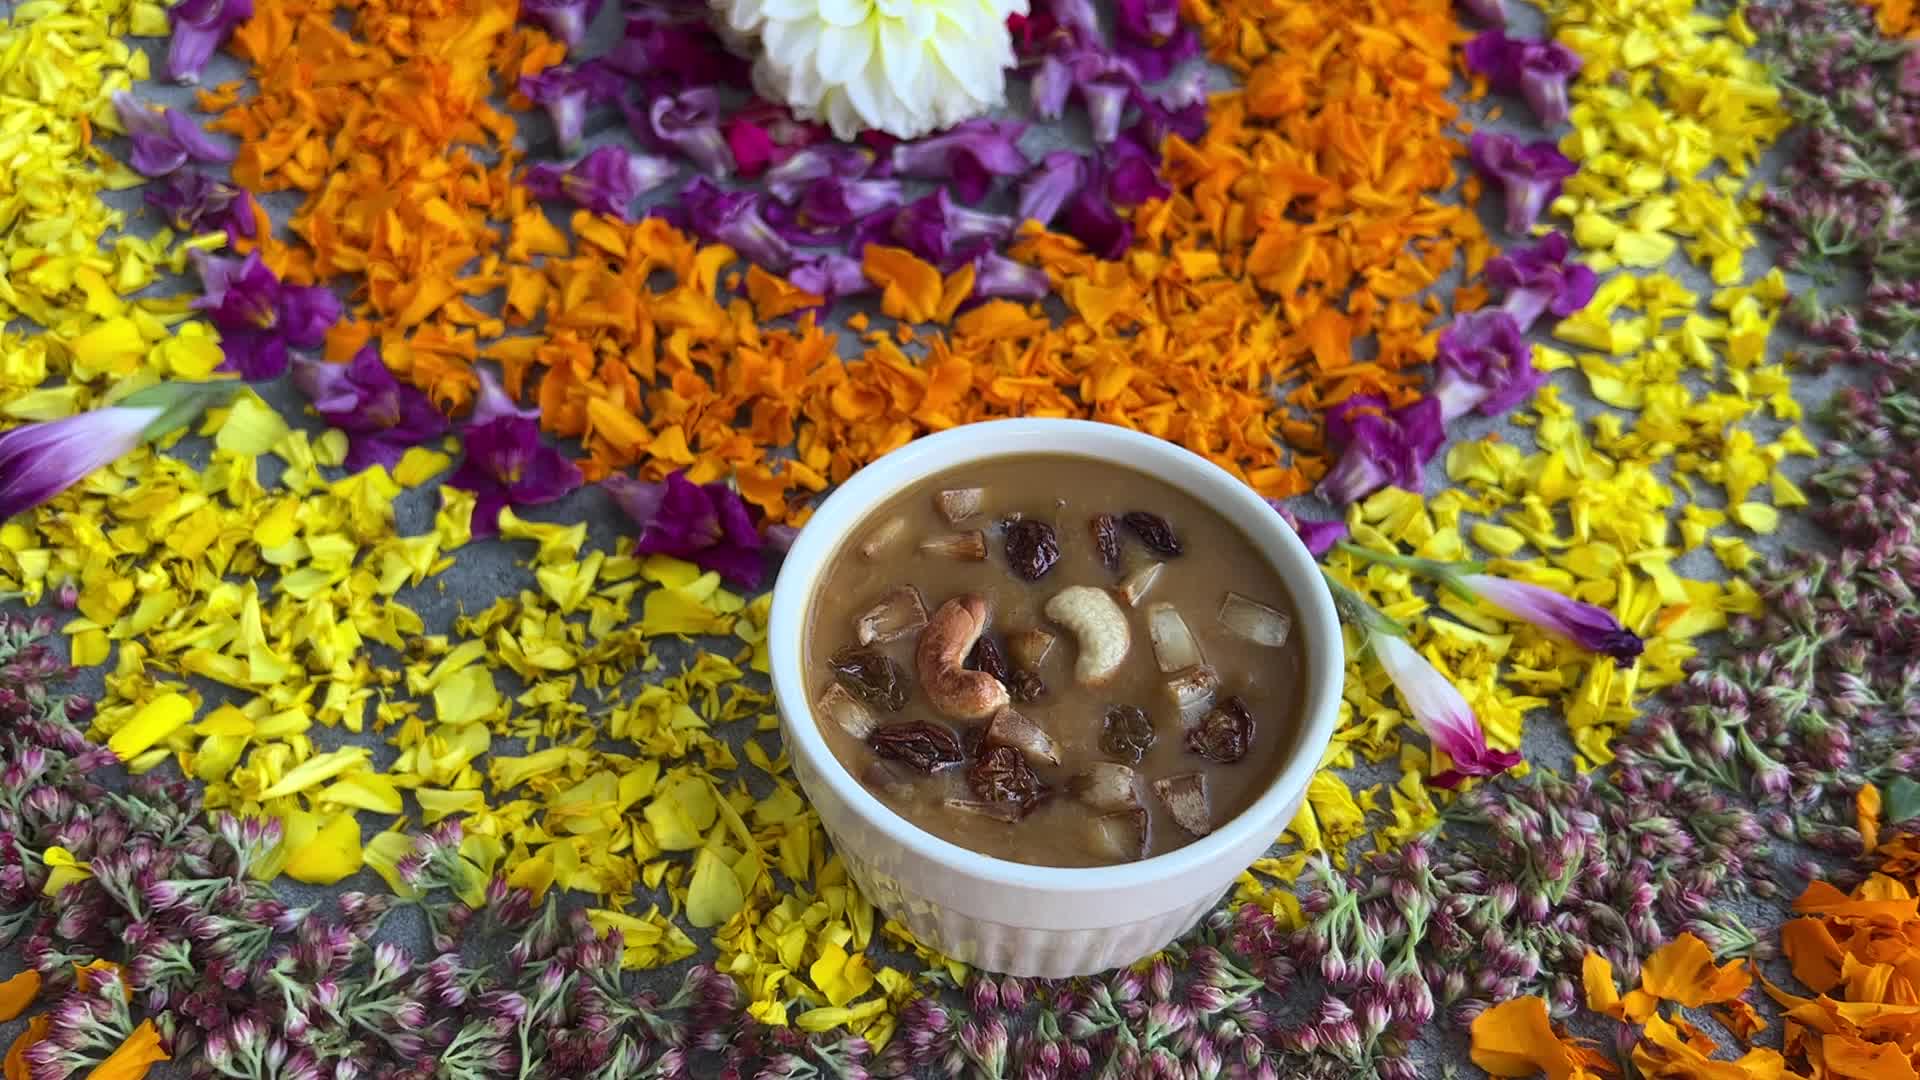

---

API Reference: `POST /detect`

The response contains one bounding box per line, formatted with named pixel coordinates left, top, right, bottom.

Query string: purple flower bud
left=1457, top=574, right=1645, bottom=664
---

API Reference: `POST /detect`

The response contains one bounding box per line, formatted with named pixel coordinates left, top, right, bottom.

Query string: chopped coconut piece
left=1165, top=666, right=1220, bottom=727
left=935, top=488, right=984, bottom=524
left=982, top=706, right=1060, bottom=765
left=1069, top=762, right=1142, bottom=811
left=1146, top=603, right=1205, bottom=672
left=855, top=585, right=929, bottom=645
left=817, top=682, right=877, bottom=738
left=920, top=531, right=988, bottom=560
left=1152, top=773, right=1212, bottom=836
left=1088, top=808, right=1149, bottom=861
left=1218, top=592, right=1292, bottom=647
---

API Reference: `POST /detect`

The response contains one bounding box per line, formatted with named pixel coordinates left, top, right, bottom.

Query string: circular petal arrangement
left=0, top=0, right=1917, bottom=1076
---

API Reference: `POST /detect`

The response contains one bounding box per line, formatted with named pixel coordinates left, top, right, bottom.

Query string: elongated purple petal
left=1458, top=0, right=1506, bottom=25
left=671, top=178, right=793, bottom=271
left=1464, top=31, right=1582, bottom=127
left=1433, top=309, right=1542, bottom=421
left=519, top=62, right=624, bottom=154
left=1485, top=232, right=1597, bottom=330
left=523, top=147, right=676, bottom=222
left=1460, top=574, right=1645, bottom=666
left=1372, top=632, right=1521, bottom=787
left=764, top=145, right=875, bottom=204
left=798, top=178, right=905, bottom=230
left=894, top=189, right=1013, bottom=272
left=167, top=0, right=253, bottom=84
left=787, top=254, right=870, bottom=303
left=0, top=407, right=159, bottom=520
left=470, top=369, right=538, bottom=427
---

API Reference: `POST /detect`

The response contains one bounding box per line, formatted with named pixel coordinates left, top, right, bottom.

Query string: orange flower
left=4, top=1015, right=48, bottom=1080
left=1637, top=934, right=1753, bottom=1008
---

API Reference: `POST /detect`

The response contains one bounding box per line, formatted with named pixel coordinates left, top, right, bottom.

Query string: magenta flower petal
left=293, top=349, right=449, bottom=473
left=166, top=0, right=253, bottom=84
left=1107, top=135, right=1171, bottom=205
left=763, top=145, right=875, bottom=204
left=448, top=411, right=583, bottom=538
left=1464, top=31, right=1582, bottom=127
left=1433, top=309, right=1543, bottom=421
left=191, top=251, right=340, bottom=380
left=646, top=89, right=735, bottom=176
left=113, top=92, right=234, bottom=177
left=1469, top=132, right=1578, bottom=234
left=670, top=178, right=793, bottom=271
left=279, top=285, right=344, bottom=351
left=787, top=254, right=870, bottom=304
left=144, top=171, right=259, bottom=246
left=471, top=369, right=539, bottom=426
left=890, top=120, right=1030, bottom=204
left=518, top=0, right=606, bottom=48
left=605, top=471, right=767, bottom=588
left=1267, top=501, right=1348, bottom=557
left=1316, top=396, right=1445, bottom=506
left=606, top=15, right=751, bottom=86
left=1062, top=156, right=1135, bottom=260
left=1459, top=574, right=1644, bottom=666
left=1030, top=55, right=1074, bottom=119
left=798, top=178, right=906, bottom=231
left=1372, top=632, right=1521, bottom=788
left=1484, top=231, right=1596, bottom=330
left=519, top=61, right=624, bottom=154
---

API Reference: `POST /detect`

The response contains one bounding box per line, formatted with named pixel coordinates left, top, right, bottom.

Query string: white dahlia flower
left=713, top=0, right=1028, bottom=141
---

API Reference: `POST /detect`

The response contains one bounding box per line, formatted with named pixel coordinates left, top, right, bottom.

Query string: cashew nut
left=1044, top=585, right=1131, bottom=687
left=915, top=594, right=1011, bottom=720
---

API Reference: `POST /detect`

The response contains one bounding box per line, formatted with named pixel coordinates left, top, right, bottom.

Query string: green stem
left=1334, top=543, right=1484, bottom=602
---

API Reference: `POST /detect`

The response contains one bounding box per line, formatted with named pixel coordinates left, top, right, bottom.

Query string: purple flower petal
left=763, top=145, right=875, bottom=204
left=1469, top=132, right=1578, bottom=234
left=189, top=251, right=340, bottom=380
left=449, top=413, right=583, bottom=538
left=1030, top=55, right=1074, bottom=119
left=894, top=189, right=1014, bottom=272
left=113, top=92, right=234, bottom=177
left=1484, top=231, right=1596, bottom=330
left=1083, top=80, right=1132, bottom=145
left=787, top=254, right=871, bottom=304
left=1114, top=27, right=1200, bottom=83
left=1116, top=0, right=1182, bottom=43
left=522, top=147, right=676, bottom=222
left=605, top=471, right=767, bottom=589
left=1459, top=574, right=1644, bottom=666
left=293, top=348, right=449, bottom=473
left=1464, top=31, right=1582, bottom=127
left=1266, top=501, right=1348, bottom=557
left=167, top=0, right=253, bottom=84
left=519, top=61, right=625, bottom=154
left=891, top=120, right=1030, bottom=204
left=279, top=285, right=344, bottom=351
left=798, top=178, right=906, bottom=230
left=1018, top=151, right=1089, bottom=227
left=1372, top=632, right=1521, bottom=788
left=646, top=89, right=736, bottom=177
left=1063, top=157, right=1134, bottom=259
left=1316, top=396, right=1445, bottom=505
left=971, top=253, right=1051, bottom=302
left=471, top=369, right=539, bottom=426
left=1433, top=309, right=1542, bottom=420
left=144, top=171, right=259, bottom=246
left=1457, top=0, right=1507, bottom=25
left=518, top=0, right=606, bottom=48
left=670, top=178, right=793, bottom=271
left=1107, top=135, right=1171, bottom=206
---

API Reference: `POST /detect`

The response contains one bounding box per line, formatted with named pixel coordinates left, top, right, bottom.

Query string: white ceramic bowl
left=768, top=419, right=1342, bottom=978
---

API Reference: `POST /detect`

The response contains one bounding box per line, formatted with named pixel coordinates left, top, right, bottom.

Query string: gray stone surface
left=0, top=4, right=1862, bottom=1076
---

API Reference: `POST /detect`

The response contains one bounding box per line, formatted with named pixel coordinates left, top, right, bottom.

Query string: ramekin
left=767, top=419, right=1343, bottom=978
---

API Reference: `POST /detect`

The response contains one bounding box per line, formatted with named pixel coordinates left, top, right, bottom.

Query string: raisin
left=967, top=634, right=1011, bottom=685
left=1187, top=697, right=1253, bottom=763
left=967, top=745, right=1050, bottom=807
left=1009, top=670, right=1046, bottom=703
left=830, top=646, right=909, bottom=711
left=1099, top=705, right=1156, bottom=763
left=1122, top=511, right=1183, bottom=557
left=1091, top=514, right=1122, bottom=572
left=870, top=722, right=964, bottom=773
left=1003, top=518, right=1062, bottom=580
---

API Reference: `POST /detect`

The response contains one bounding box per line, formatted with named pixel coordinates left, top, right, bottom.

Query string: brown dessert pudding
left=802, top=455, right=1307, bottom=867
